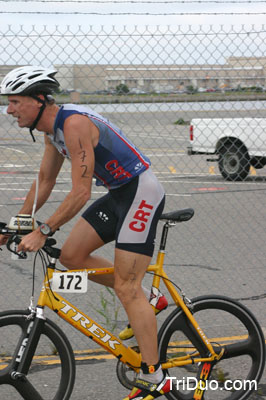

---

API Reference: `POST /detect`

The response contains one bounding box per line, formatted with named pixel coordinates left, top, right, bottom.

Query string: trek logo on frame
left=59, top=300, right=120, bottom=350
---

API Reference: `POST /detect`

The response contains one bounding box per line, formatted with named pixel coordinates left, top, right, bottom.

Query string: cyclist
left=0, top=66, right=170, bottom=399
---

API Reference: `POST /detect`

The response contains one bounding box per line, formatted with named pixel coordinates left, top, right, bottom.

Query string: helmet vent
left=28, top=73, right=43, bottom=80
left=12, top=81, right=26, bottom=91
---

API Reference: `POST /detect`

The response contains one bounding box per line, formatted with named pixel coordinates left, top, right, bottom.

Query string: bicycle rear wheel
left=0, top=309, right=75, bottom=400
left=158, top=295, right=265, bottom=400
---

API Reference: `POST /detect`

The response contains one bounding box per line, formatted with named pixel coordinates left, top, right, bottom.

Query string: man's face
left=7, top=95, right=41, bottom=128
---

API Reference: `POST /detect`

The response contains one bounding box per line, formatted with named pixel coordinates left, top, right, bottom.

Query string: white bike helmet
left=0, top=66, right=59, bottom=96
left=0, top=66, right=60, bottom=142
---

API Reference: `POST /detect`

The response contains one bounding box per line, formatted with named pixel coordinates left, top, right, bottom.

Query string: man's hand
left=17, top=230, right=47, bottom=253
left=0, top=234, right=8, bottom=247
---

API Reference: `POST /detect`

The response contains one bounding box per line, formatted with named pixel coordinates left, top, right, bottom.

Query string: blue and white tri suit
left=47, top=104, right=165, bottom=256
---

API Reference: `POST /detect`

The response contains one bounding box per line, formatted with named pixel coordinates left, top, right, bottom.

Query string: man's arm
left=0, top=135, right=64, bottom=247
left=18, top=115, right=97, bottom=252
left=19, top=134, right=65, bottom=215
left=44, top=115, right=96, bottom=232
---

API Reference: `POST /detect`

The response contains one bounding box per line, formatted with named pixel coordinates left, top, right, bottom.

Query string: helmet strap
left=29, top=95, right=47, bottom=142
left=29, top=129, right=36, bottom=142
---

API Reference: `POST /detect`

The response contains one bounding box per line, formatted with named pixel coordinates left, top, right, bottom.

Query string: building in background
left=55, top=57, right=266, bottom=93
left=1, top=57, right=265, bottom=95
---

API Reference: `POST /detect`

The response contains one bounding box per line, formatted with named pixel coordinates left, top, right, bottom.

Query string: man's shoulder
left=63, top=104, right=93, bottom=113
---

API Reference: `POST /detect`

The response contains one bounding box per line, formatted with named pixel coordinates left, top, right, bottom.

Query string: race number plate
left=52, top=271, right=88, bottom=293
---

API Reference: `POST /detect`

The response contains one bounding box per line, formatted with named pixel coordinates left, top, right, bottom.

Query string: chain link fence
left=0, top=25, right=265, bottom=358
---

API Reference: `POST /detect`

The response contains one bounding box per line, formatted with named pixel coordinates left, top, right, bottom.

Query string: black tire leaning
left=158, top=295, right=265, bottom=400
left=0, top=309, right=76, bottom=400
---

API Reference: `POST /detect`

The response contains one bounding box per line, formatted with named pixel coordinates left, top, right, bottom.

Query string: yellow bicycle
left=0, top=208, right=265, bottom=400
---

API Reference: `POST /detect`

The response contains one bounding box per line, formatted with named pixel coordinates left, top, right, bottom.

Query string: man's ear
left=32, top=94, right=46, bottom=108
left=36, top=94, right=45, bottom=102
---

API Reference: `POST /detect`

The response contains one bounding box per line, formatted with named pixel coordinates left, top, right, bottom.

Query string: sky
left=1, top=0, right=266, bottom=27
left=0, top=0, right=265, bottom=67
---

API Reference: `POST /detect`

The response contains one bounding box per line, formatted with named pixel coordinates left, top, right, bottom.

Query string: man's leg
left=113, top=248, right=158, bottom=365
left=60, top=217, right=169, bottom=312
left=61, top=218, right=159, bottom=361
left=60, top=217, right=114, bottom=287
left=118, top=286, right=168, bottom=340
left=114, top=249, right=171, bottom=399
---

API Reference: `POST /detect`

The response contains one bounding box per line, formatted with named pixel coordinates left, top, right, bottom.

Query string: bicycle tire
left=158, top=295, right=265, bottom=400
left=0, top=309, right=76, bottom=400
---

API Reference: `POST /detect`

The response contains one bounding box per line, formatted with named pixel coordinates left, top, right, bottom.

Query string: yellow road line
left=209, top=166, right=215, bottom=175
left=1, top=335, right=265, bottom=368
left=169, top=166, right=177, bottom=173
left=0, top=353, right=115, bottom=369
left=250, top=166, right=257, bottom=176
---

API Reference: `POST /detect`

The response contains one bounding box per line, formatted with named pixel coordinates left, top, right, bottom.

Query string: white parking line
left=166, top=193, right=191, bottom=197
left=0, top=146, right=26, bottom=154
left=0, top=164, right=29, bottom=168
left=0, top=187, right=107, bottom=194
left=145, top=153, right=185, bottom=157
left=130, top=135, right=185, bottom=141
left=0, top=182, right=31, bottom=186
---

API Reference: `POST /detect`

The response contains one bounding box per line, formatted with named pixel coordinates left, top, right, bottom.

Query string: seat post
left=159, top=222, right=170, bottom=251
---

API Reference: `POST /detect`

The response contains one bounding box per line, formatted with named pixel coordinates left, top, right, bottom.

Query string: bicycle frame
left=1, top=210, right=265, bottom=400
left=35, top=221, right=223, bottom=373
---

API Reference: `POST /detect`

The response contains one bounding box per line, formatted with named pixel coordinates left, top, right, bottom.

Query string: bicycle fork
left=6, top=310, right=45, bottom=400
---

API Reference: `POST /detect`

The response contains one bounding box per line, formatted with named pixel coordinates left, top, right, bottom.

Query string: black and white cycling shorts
left=82, top=169, right=165, bottom=257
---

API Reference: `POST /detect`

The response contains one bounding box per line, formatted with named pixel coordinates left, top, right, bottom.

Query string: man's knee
left=59, top=247, right=75, bottom=268
left=114, top=278, right=142, bottom=306
left=59, top=245, right=88, bottom=268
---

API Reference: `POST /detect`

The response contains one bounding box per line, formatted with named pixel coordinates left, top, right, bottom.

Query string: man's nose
left=7, top=104, right=14, bottom=114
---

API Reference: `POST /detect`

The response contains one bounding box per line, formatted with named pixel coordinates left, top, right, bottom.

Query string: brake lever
left=6, top=234, right=27, bottom=259
left=1, top=223, right=60, bottom=259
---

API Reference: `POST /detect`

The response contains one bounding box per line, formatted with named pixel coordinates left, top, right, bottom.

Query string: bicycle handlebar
left=0, top=223, right=61, bottom=259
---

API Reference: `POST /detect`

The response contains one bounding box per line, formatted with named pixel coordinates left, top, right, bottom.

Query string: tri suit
left=46, top=104, right=165, bottom=256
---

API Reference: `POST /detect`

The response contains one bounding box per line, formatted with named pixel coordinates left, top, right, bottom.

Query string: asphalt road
left=0, top=105, right=265, bottom=399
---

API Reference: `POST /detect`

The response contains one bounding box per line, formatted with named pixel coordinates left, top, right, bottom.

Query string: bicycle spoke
left=158, top=295, right=265, bottom=400
left=223, top=339, right=255, bottom=359
left=13, top=377, right=43, bottom=400
left=0, top=310, right=75, bottom=400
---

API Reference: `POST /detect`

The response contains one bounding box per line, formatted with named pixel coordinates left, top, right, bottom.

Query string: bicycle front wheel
left=158, top=295, right=265, bottom=400
left=0, top=309, right=75, bottom=400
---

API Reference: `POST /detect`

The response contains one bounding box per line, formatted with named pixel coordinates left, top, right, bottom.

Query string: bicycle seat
left=160, top=208, right=194, bottom=223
